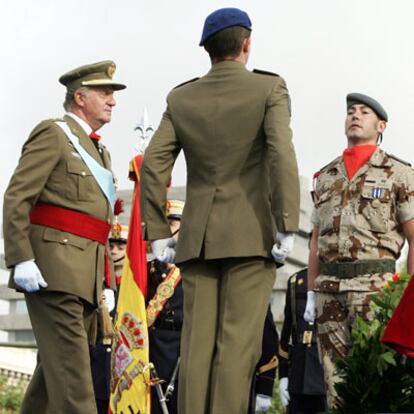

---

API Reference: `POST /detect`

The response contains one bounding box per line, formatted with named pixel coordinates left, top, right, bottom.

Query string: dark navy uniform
left=90, top=320, right=112, bottom=414
left=90, top=285, right=119, bottom=414
left=249, top=306, right=279, bottom=413
left=147, top=259, right=183, bottom=414
left=279, top=268, right=327, bottom=414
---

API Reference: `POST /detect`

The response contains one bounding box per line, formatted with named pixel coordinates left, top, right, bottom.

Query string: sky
left=2, top=0, right=414, bottom=213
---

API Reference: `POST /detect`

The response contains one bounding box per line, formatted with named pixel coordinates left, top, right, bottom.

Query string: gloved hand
left=279, top=377, right=290, bottom=408
left=271, top=232, right=295, bottom=263
left=102, top=289, right=115, bottom=312
left=151, top=237, right=177, bottom=264
left=14, top=260, right=48, bottom=293
left=304, top=290, right=316, bottom=323
left=255, top=393, right=272, bottom=412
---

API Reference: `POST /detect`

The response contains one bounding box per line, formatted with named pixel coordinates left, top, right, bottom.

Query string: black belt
left=153, top=318, right=182, bottom=331
left=320, top=259, right=395, bottom=278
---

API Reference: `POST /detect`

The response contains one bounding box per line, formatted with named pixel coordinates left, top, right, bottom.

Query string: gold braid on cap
left=111, top=223, right=122, bottom=239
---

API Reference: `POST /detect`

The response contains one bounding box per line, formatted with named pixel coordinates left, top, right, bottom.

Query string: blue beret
left=199, top=8, right=252, bottom=46
left=346, top=92, right=388, bottom=122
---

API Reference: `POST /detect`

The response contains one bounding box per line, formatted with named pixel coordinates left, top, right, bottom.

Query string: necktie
left=89, top=131, right=101, bottom=140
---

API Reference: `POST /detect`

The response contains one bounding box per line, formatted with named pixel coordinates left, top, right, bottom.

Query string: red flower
left=392, top=273, right=400, bottom=282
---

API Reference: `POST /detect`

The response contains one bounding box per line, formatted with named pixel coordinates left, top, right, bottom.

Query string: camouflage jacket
left=312, top=147, right=414, bottom=290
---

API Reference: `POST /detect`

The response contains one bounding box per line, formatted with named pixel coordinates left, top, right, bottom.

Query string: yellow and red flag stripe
left=109, top=154, right=150, bottom=414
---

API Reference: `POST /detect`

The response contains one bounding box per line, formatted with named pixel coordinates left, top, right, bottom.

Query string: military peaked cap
left=59, top=60, right=126, bottom=92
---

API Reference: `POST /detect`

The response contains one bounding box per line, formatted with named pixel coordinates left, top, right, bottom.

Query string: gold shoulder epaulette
left=253, top=69, right=279, bottom=77
left=173, top=77, right=200, bottom=89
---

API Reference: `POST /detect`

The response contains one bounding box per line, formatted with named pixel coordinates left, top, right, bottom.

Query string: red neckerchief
left=343, top=144, right=377, bottom=180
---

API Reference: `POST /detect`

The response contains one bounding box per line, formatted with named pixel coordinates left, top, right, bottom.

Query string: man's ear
left=378, top=120, right=387, bottom=134
left=73, top=90, right=85, bottom=107
left=242, top=36, right=251, bottom=54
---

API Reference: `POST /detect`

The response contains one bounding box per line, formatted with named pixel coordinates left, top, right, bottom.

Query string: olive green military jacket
left=141, top=61, right=300, bottom=263
left=3, top=115, right=113, bottom=304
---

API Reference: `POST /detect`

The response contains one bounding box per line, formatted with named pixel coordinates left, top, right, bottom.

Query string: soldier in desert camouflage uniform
left=303, top=93, right=414, bottom=408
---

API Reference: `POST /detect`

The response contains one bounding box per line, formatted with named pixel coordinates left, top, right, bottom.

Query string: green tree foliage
left=333, top=273, right=414, bottom=414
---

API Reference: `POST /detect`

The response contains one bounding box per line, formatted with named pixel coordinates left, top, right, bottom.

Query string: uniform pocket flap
left=66, top=159, right=92, bottom=176
left=362, top=177, right=392, bottom=200
left=42, top=227, right=88, bottom=250
left=361, top=185, right=390, bottom=201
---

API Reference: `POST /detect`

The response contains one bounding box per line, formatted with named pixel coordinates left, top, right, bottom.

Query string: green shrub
left=333, top=273, right=414, bottom=414
left=263, top=378, right=284, bottom=414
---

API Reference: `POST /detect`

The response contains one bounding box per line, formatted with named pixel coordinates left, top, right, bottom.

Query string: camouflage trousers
left=314, top=273, right=388, bottom=408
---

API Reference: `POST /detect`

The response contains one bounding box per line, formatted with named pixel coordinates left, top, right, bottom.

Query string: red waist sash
left=30, top=203, right=111, bottom=245
left=30, top=203, right=112, bottom=287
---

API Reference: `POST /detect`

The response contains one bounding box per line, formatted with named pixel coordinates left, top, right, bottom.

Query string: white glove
left=271, top=232, right=295, bottom=263
left=255, top=393, right=272, bottom=412
left=279, top=377, right=290, bottom=407
left=14, top=260, right=48, bottom=293
left=304, top=291, right=316, bottom=323
left=151, top=237, right=177, bottom=264
left=102, top=289, right=115, bottom=312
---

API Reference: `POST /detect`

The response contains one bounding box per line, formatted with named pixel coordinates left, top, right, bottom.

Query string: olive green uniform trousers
left=178, top=257, right=276, bottom=414
left=21, top=291, right=97, bottom=414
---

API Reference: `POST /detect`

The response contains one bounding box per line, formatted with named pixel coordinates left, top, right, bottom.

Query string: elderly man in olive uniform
left=3, top=61, right=125, bottom=413
left=304, top=93, right=414, bottom=408
left=140, top=8, right=300, bottom=414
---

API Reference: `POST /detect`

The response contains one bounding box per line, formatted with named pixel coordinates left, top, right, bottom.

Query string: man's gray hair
left=63, top=87, right=89, bottom=111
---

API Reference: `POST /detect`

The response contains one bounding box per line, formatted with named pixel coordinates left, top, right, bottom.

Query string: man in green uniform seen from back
left=140, top=7, right=300, bottom=414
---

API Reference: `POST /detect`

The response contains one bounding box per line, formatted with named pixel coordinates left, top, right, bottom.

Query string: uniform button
left=283, top=212, right=289, bottom=218
left=106, top=347, right=111, bottom=353
left=81, top=171, right=86, bottom=176
left=63, top=238, right=68, bottom=243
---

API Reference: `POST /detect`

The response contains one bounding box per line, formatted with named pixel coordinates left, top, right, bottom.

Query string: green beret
left=59, top=60, right=126, bottom=92
left=346, top=92, right=388, bottom=122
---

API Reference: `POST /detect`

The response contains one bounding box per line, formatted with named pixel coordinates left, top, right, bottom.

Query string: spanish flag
left=109, top=154, right=151, bottom=413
